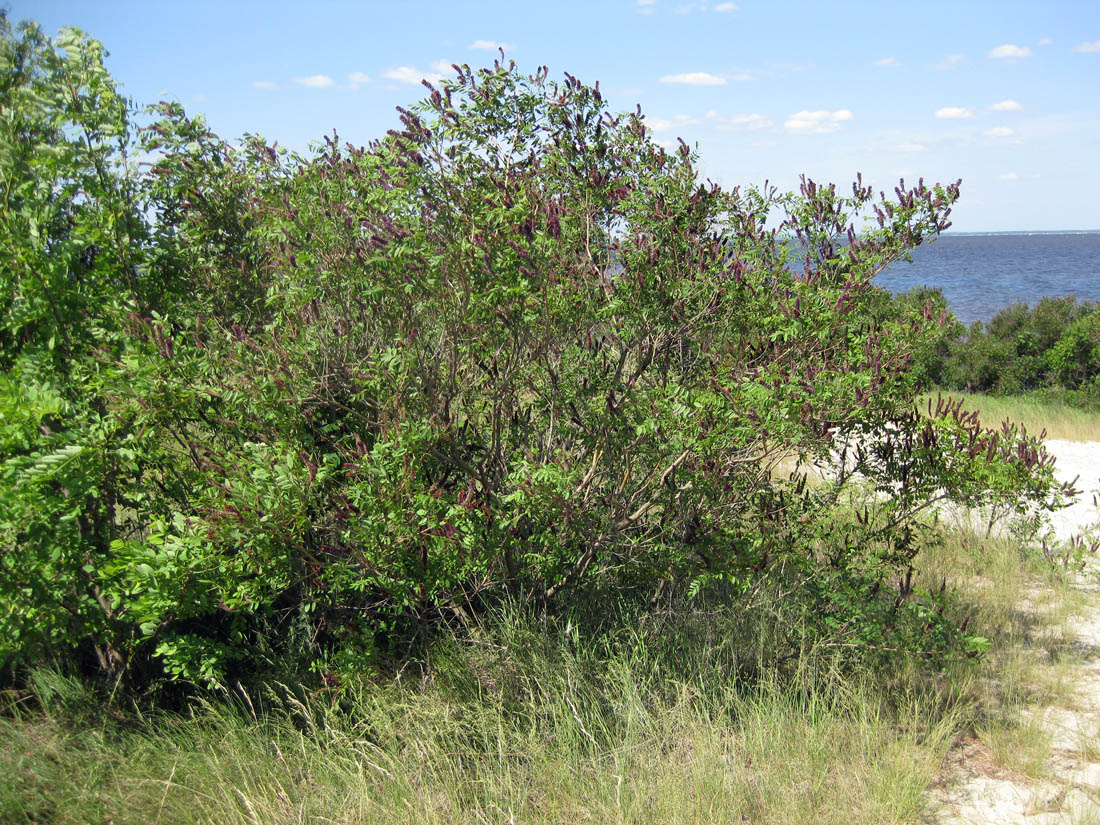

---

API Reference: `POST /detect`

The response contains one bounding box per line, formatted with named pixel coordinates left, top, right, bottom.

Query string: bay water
left=875, top=232, right=1100, bottom=325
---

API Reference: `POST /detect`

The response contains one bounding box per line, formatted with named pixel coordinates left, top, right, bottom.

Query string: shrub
left=930, top=296, right=1100, bottom=400
left=0, top=20, right=1071, bottom=691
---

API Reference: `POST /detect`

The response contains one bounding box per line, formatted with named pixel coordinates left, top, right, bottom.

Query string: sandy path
left=1042, top=441, right=1100, bottom=545
left=931, top=440, right=1100, bottom=824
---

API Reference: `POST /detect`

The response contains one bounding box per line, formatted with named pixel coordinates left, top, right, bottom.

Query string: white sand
left=1042, top=440, right=1100, bottom=544
left=931, top=441, right=1100, bottom=823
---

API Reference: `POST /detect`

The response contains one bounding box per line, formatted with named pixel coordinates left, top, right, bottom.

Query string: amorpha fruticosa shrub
left=0, top=19, right=1072, bottom=689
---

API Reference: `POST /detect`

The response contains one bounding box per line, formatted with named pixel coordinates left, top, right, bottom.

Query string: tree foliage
left=918, top=295, right=1100, bottom=405
left=0, top=18, right=1073, bottom=691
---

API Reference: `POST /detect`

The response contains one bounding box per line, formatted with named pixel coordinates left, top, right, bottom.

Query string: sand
left=932, top=440, right=1100, bottom=824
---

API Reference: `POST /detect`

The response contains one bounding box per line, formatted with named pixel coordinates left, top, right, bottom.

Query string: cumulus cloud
left=988, top=44, right=1031, bottom=59
left=1039, top=37, right=1053, bottom=46
left=784, top=109, right=852, bottom=134
left=347, top=72, right=370, bottom=90
left=470, top=39, right=515, bottom=51
left=647, top=113, right=703, bottom=132
left=896, top=142, right=927, bottom=152
left=1073, top=40, right=1100, bottom=53
left=1000, top=172, right=1018, bottom=180
left=935, top=106, right=974, bottom=119
left=934, top=54, right=964, bottom=70
left=991, top=99, right=1022, bottom=111
left=874, top=57, right=900, bottom=67
left=718, top=112, right=772, bottom=130
left=984, top=127, right=1015, bottom=136
left=383, top=61, right=452, bottom=86
left=659, top=71, right=727, bottom=85
left=714, top=2, right=738, bottom=11
left=637, top=0, right=656, bottom=13
left=252, top=80, right=279, bottom=90
left=293, top=74, right=335, bottom=88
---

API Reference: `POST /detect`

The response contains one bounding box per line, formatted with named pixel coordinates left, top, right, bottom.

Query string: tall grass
left=2, top=604, right=961, bottom=825
left=913, top=528, right=1086, bottom=780
left=1, top=527, right=1082, bottom=824
left=921, top=392, right=1100, bottom=442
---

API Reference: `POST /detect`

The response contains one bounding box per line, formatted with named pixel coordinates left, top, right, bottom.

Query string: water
left=875, top=232, right=1100, bottom=325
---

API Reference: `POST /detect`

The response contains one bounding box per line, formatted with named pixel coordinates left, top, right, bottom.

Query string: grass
left=0, top=528, right=1088, bottom=824
left=0, top=599, right=966, bottom=825
left=0, top=676, right=955, bottom=825
left=975, top=716, right=1053, bottom=779
left=1078, top=727, right=1100, bottom=765
left=913, top=527, right=1090, bottom=786
left=921, top=391, right=1100, bottom=443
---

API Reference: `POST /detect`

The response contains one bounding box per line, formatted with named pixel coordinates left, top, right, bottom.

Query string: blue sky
left=11, top=0, right=1100, bottom=231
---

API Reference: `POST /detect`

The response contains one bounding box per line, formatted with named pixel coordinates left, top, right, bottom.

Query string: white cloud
left=935, top=106, right=974, bottom=119
left=470, top=39, right=515, bottom=51
left=988, top=43, right=1032, bottom=59
left=347, top=72, right=370, bottom=90
left=991, top=99, right=1022, bottom=111
left=1039, top=37, right=1053, bottom=46
left=1073, top=40, right=1100, bottom=53
left=874, top=57, right=900, bottom=67
left=984, top=127, right=1015, bottom=136
left=637, top=0, right=656, bottom=13
left=252, top=80, right=279, bottom=91
left=674, top=1, right=737, bottom=12
left=648, top=113, right=703, bottom=132
left=1000, top=172, right=1018, bottom=180
left=896, top=142, right=927, bottom=152
left=383, top=61, right=452, bottom=86
left=934, top=53, right=964, bottom=70
left=718, top=112, right=772, bottom=131
left=659, top=71, right=727, bottom=85
left=784, top=109, right=852, bottom=135
left=293, top=74, right=335, bottom=88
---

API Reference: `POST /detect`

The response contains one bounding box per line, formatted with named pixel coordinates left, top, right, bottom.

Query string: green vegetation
left=0, top=15, right=1093, bottom=823
left=921, top=392, right=1100, bottom=443
left=1, top=14, right=1069, bottom=695
left=914, top=294, right=1100, bottom=409
left=1, top=528, right=1083, bottom=824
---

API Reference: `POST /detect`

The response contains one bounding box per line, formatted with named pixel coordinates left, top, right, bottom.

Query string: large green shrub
left=929, top=296, right=1100, bottom=402
left=0, top=21, right=1071, bottom=691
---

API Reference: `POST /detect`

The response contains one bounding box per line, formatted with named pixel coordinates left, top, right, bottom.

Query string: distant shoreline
left=941, top=229, right=1100, bottom=237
